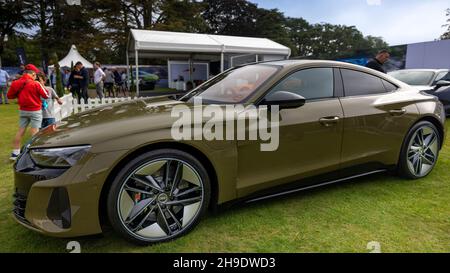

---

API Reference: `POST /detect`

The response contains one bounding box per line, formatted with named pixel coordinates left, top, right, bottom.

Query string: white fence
left=54, top=94, right=144, bottom=122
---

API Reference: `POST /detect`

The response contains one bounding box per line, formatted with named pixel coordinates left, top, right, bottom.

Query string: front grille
left=13, top=192, right=30, bottom=225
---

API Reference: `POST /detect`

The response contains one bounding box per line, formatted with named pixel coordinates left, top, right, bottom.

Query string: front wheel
left=107, top=149, right=211, bottom=245
left=398, top=121, right=441, bottom=179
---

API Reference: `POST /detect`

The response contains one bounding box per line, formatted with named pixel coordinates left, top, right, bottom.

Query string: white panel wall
left=406, top=39, right=450, bottom=69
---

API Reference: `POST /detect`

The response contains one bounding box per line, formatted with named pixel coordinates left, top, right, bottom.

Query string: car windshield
left=388, top=70, right=435, bottom=86
left=181, top=64, right=280, bottom=104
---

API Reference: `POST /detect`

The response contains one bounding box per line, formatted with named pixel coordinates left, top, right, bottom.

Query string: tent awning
left=49, top=45, right=93, bottom=69
left=128, top=29, right=291, bottom=57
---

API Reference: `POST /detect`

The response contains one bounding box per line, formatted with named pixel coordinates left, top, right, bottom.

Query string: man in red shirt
left=7, top=64, right=49, bottom=160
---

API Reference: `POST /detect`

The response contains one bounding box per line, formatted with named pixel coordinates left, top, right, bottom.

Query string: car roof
left=258, top=59, right=393, bottom=76
left=253, top=59, right=410, bottom=88
left=389, top=69, right=450, bottom=73
left=261, top=59, right=356, bottom=67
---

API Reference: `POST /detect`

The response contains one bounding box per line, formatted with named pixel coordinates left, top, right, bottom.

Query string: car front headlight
left=30, top=145, right=91, bottom=168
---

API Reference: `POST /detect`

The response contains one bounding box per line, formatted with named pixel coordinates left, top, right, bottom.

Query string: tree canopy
left=441, top=8, right=450, bottom=40
left=1, top=0, right=390, bottom=66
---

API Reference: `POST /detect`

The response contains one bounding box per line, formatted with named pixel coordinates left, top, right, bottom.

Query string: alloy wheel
left=406, top=125, right=439, bottom=177
left=117, top=158, right=204, bottom=241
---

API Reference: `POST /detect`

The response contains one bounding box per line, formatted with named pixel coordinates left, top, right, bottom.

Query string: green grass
left=0, top=102, right=449, bottom=253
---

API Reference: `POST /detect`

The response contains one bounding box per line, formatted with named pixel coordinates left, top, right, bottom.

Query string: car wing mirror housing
left=262, top=91, right=306, bottom=110
left=435, top=80, right=450, bottom=89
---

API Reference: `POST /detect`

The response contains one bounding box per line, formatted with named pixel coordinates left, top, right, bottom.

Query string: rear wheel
left=398, top=121, right=441, bottom=179
left=107, top=149, right=210, bottom=245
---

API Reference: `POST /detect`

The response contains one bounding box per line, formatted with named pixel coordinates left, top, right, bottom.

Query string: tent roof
left=128, top=30, right=291, bottom=57
left=50, top=45, right=93, bottom=69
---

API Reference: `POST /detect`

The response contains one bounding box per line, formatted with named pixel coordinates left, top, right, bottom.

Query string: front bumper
left=12, top=146, right=128, bottom=238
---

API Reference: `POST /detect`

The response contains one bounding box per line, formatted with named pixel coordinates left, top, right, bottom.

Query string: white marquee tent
left=49, top=44, right=93, bottom=69
left=127, top=30, right=291, bottom=95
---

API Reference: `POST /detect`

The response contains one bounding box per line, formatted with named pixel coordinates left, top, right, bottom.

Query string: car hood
left=30, top=96, right=186, bottom=148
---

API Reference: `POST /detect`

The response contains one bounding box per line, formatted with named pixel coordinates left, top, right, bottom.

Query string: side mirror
left=435, top=80, right=450, bottom=88
left=262, top=91, right=306, bottom=110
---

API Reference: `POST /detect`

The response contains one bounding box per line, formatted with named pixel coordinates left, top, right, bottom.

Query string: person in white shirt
left=0, top=66, right=11, bottom=104
left=94, top=61, right=106, bottom=100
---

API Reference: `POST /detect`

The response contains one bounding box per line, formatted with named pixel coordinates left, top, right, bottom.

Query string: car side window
left=341, top=69, right=387, bottom=96
left=434, top=72, right=450, bottom=84
left=382, top=80, right=398, bottom=92
left=268, top=68, right=334, bottom=100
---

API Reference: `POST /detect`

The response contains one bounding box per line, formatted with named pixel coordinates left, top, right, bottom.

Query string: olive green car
left=13, top=60, right=446, bottom=245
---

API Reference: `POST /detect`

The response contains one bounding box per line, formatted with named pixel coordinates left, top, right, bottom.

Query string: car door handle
left=389, top=108, right=406, bottom=116
left=319, top=116, right=340, bottom=127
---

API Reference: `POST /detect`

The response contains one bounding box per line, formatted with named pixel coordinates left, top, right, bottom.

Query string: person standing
left=113, top=69, right=127, bottom=97
left=7, top=64, right=49, bottom=161
left=0, top=66, right=11, bottom=104
left=121, top=71, right=129, bottom=93
left=366, top=50, right=390, bottom=73
left=94, top=62, right=105, bottom=100
left=36, top=72, right=63, bottom=128
left=62, top=69, right=70, bottom=89
left=68, top=65, right=82, bottom=103
left=76, top=62, right=89, bottom=103
left=49, top=68, right=56, bottom=89
left=104, top=68, right=115, bottom=97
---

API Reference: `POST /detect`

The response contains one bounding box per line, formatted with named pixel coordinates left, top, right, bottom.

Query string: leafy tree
left=203, top=0, right=260, bottom=36
left=153, top=0, right=207, bottom=32
left=0, top=33, right=41, bottom=66
left=0, top=0, right=35, bottom=65
left=254, top=8, right=293, bottom=51
left=285, top=18, right=388, bottom=59
left=284, top=17, right=314, bottom=57
left=2, top=0, right=391, bottom=66
left=441, top=8, right=450, bottom=40
left=203, top=0, right=292, bottom=47
left=54, top=59, right=64, bottom=97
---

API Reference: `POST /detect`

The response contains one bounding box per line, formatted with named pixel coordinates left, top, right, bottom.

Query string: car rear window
left=341, top=69, right=387, bottom=96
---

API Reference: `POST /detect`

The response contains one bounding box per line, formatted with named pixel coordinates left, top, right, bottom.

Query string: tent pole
left=135, top=49, right=139, bottom=97
left=220, top=52, right=224, bottom=73
left=189, top=55, right=193, bottom=83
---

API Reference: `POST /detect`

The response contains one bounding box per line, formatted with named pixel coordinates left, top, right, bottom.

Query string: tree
left=153, top=0, right=207, bottom=32
left=441, top=8, right=450, bottom=40
left=203, top=0, right=291, bottom=45
left=364, top=35, right=389, bottom=50
left=254, top=8, right=293, bottom=50
left=203, top=0, right=260, bottom=36
left=53, top=55, right=64, bottom=97
left=284, top=18, right=388, bottom=59
left=0, top=0, right=35, bottom=65
left=284, top=17, right=314, bottom=57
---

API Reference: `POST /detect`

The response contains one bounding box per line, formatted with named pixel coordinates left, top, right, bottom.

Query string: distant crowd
left=0, top=61, right=132, bottom=160
left=47, top=61, right=129, bottom=104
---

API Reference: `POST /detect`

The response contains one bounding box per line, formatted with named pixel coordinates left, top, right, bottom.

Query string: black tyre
left=107, top=149, right=211, bottom=245
left=398, top=121, right=441, bottom=179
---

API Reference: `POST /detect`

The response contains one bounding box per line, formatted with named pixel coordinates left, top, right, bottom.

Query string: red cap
left=24, top=64, right=41, bottom=73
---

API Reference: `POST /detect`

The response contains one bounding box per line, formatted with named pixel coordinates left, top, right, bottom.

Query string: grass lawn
left=0, top=102, right=449, bottom=253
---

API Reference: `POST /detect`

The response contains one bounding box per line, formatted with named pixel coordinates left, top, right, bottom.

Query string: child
left=36, top=72, right=63, bottom=128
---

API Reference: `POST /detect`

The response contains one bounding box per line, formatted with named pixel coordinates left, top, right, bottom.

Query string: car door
left=236, top=67, right=344, bottom=197
left=338, top=68, right=419, bottom=172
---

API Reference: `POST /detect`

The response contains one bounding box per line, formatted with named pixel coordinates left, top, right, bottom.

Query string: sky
left=251, top=0, right=449, bottom=46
